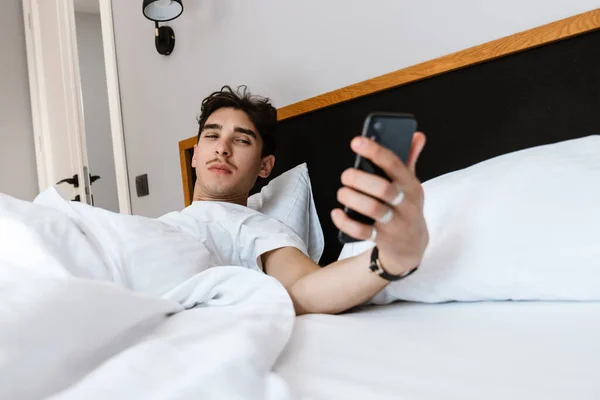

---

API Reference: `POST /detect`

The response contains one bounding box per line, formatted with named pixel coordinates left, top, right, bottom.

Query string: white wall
left=75, top=11, right=120, bottom=212
left=0, top=0, right=38, bottom=200
left=111, top=0, right=599, bottom=217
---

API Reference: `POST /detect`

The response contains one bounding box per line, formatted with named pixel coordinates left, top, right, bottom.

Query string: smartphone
left=338, top=112, right=417, bottom=244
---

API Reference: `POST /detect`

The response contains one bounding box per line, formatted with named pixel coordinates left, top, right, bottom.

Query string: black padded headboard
left=252, top=28, right=600, bottom=266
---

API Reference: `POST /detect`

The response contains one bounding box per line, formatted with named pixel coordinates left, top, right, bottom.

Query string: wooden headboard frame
left=179, top=8, right=600, bottom=207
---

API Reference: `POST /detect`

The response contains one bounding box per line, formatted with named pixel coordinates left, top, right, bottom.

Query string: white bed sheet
left=275, top=301, right=600, bottom=400
left=0, top=191, right=298, bottom=400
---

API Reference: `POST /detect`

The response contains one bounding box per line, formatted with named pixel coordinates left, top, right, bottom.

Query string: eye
left=204, top=133, right=218, bottom=139
left=236, top=139, right=251, bottom=145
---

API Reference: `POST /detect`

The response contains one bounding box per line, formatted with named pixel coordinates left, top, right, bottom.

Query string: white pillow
left=248, top=163, right=324, bottom=263
left=339, top=135, right=600, bottom=303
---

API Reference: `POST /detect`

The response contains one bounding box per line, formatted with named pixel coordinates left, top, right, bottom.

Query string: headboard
left=179, top=9, right=600, bottom=265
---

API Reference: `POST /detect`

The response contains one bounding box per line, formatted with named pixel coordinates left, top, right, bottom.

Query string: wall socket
left=135, top=174, right=149, bottom=197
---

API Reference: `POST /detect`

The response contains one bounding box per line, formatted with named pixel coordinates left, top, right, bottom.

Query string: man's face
left=192, top=107, right=274, bottom=202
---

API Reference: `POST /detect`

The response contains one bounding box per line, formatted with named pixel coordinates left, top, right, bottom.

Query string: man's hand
left=331, top=133, right=429, bottom=275
left=263, top=133, right=428, bottom=315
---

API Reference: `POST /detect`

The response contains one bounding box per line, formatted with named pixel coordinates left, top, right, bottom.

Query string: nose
left=214, top=138, right=232, bottom=157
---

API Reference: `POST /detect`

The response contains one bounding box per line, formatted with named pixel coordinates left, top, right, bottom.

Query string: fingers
left=350, top=133, right=426, bottom=184
left=333, top=133, right=428, bottom=243
left=349, top=133, right=426, bottom=204
left=337, top=187, right=391, bottom=222
left=407, top=133, right=426, bottom=173
left=341, top=168, right=403, bottom=207
left=330, top=208, right=376, bottom=242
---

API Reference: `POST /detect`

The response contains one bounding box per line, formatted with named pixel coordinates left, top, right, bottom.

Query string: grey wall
left=75, top=11, right=120, bottom=212
left=111, top=0, right=600, bottom=217
left=0, top=0, right=38, bottom=200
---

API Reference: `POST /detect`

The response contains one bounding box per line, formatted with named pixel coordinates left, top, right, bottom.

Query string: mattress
left=274, top=301, right=600, bottom=400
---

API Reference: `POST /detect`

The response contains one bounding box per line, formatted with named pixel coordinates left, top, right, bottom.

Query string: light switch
left=136, top=174, right=149, bottom=197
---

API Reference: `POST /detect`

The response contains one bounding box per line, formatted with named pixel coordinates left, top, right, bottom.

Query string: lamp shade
left=143, top=0, right=183, bottom=22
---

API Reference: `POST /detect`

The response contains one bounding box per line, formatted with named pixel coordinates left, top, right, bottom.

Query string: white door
left=22, top=0, right=131, bottom=213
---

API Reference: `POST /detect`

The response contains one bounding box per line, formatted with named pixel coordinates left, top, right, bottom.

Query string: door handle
left=56, top=174, right=101, bottom=187
left=57, top=172, right=100, bottom=205
left=56, top=174, right=81, bottom=202
left=56, top=174, right=79, bottom=187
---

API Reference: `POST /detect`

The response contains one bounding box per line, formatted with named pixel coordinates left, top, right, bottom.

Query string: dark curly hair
left=196, top=85, right=277, bottom=157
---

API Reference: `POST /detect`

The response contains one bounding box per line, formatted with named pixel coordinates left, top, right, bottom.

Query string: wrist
left=377, top=251, right=417, bottom=276
left=369, top=247, right=419, bottom=282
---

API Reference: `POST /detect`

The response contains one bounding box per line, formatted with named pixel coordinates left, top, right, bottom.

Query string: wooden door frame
left=22, top=0, right=131, bottom=213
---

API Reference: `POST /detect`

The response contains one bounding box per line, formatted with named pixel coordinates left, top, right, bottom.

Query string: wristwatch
left=369, top=246, right=419, bottom=281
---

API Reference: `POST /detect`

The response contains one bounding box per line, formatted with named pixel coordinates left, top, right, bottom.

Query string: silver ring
left=368, top=227, right=378, bottom=242
left=391, top=188, right=405, bottom=206
left=377, top=208, right=393, bottom=224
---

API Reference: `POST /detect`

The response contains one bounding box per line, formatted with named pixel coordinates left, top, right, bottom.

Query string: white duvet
left=0, top=190, right=298, bottom=400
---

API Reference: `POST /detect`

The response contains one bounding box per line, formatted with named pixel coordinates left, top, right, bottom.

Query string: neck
left=192, top=183, right=248, bottom=206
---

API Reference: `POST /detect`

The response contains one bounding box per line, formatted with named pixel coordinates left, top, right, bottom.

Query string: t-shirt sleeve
left=238, top=212, right=310, bottom=272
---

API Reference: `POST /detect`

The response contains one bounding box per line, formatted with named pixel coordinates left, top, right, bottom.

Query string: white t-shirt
left=151, top=202, right=309, bottom=301
left=159, top=201, right=309, bottom=273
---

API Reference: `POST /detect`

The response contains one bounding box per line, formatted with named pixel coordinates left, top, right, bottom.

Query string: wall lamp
left=142, top=0, right=184, bottom=56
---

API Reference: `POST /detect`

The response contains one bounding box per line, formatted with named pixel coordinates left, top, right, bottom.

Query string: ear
left=192, top=144, right=198, bottom=168
left=258, top=155, right=275, bottom=178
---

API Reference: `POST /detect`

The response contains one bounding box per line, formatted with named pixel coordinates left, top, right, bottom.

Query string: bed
left=176, top=8, right=600, bottom=400
left=276, top=301, right=600, bottom=400
left=1, top=9, right=599, bottom=400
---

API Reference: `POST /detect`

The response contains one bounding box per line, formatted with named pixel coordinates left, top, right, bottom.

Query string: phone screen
left=361, top=113, right=416, bottom=169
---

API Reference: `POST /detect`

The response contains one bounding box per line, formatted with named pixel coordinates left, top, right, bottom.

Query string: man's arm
left=263, top=133, right=429, bottom=315
left=263, top=246, right=390, bottom=315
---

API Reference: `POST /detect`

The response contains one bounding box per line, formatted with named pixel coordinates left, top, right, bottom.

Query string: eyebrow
left=202, top=123, right=222, bottom=131
left=234, top=127, right=257, bottom=139
left=202, top=123, right=257, bottom=139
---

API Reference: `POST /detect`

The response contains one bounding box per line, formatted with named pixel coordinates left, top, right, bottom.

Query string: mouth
left=208, top=163, right=233, bottom=174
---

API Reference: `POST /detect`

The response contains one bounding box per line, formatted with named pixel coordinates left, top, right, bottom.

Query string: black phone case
left=338, top=112, right=417, bottom=244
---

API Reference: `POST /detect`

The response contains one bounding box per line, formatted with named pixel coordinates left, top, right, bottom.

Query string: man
left=191, top=85, right=428, bottom=315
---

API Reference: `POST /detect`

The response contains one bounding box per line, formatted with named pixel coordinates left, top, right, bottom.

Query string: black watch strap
left=369, top=246, right=418, bottom=282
